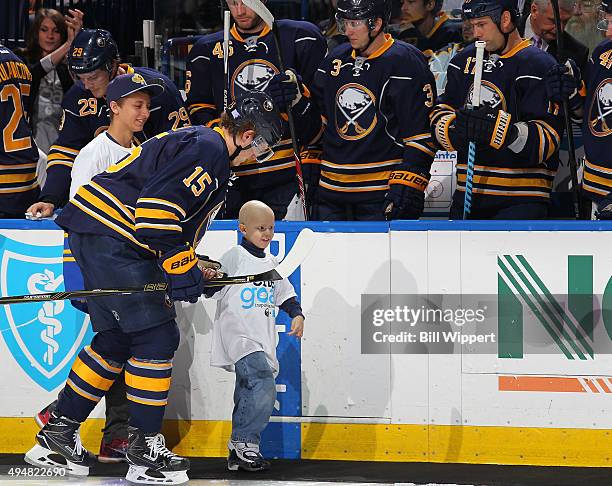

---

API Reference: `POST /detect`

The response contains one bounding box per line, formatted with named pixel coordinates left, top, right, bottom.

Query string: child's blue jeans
left=231, top=351, right=276, bottom=444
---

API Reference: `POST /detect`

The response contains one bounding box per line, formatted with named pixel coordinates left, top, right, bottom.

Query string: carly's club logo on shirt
left=240, top=281, right=276, bottom=315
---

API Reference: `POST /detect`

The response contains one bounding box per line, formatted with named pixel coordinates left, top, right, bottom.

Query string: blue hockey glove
left=545, top=59, right=581, bottom=103
left=454, top=106, right=518, bottom=150
left=383, top=170, right=429, bottom=220
left=596, top=193, right=612, bottom=220
left=266, top=69, right=303, bottom=111
left=159, top=245, right=204, bottom=303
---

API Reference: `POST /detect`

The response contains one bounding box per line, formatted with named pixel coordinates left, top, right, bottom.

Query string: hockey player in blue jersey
left=311, top=0, right=436, bottom=221
left=27, top=29, right=190, bottom=219
left=545, top=0, right=612, bottom=218
left=185, top=0, right=326, bottom=219
left=430, top=0, right=564, bottom=219
left=24, top=91, right=282, bottom=485
left=0, top=45, right=40, bottom=217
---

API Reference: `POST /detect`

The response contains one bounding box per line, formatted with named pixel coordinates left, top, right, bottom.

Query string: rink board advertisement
left=0, top=220, right=611, bottom=466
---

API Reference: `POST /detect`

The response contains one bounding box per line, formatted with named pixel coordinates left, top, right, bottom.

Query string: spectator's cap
left=602, top=0, right=611, bottom=13
left=106, top=73, right=165, bottom=104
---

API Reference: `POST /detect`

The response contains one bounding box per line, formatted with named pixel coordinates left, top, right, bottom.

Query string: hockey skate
left=227, top=440, right=270, bottom=472
left=125, top=426, right=190, bottom=485
left=24, top=412, right=91, bottom=475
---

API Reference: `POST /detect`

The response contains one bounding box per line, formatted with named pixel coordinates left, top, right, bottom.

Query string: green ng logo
left=497, top=255, right=612, bottom=360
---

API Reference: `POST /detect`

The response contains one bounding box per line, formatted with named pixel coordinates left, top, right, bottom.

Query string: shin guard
left=125, top=358, right=173, bottom=433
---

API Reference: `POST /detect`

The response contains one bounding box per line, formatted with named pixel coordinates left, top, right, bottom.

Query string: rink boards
left=0, top=219, right=611, bottom=467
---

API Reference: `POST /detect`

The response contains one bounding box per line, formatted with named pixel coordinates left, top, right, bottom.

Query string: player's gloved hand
left=454, top=106, right=518, bottom=150
left=596, top=193, right=612, bottom=220
left=159, top=245, right=204, bottom=303
left=544, top=59, right=581, bottom=103
left=266, top=69, right=303, bottom=111
left=383, top=170, right=430, bottom=220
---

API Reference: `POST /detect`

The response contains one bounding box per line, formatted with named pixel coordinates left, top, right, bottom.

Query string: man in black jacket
left=520, top=0, right=588, bottom=71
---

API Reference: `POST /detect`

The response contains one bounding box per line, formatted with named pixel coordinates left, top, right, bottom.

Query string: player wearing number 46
left=24, top=92, right=283, bottom=485
left=544, top=0, right=612, bottom=219
left=27, top=29, right=190, bottom=219
left=311, top=0, right=437, bottom=221
left=208, top=200, right=304, bottom=472
left=185, top=0, right=326, bottom=220
left=430, top=0, right=563, bottom=219
left=0, top=45, right=40, bottom=217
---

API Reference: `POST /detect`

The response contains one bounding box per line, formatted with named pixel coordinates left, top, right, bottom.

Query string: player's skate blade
left=126, top=465, right=188, bottom=485
left=24, top=443, right=89, bottom=475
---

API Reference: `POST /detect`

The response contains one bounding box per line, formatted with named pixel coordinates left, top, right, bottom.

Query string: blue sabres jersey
left=431, top=40, right=563, bottom=209
left=55, top=126, right=229, bottom=255
left=42, top=66, right=190, bottom=206
left=397, top=12, right=463, bottom=58
left=0, top=46, right=40, bottom=213
left=581, top=39, right=612, bottom=202
left=312, top=35, right=436, bottom=202
left=185, top=20, right=326, bottom=190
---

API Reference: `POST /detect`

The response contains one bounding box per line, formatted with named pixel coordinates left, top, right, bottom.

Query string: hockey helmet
left=225, top=91, right=283, bottom=162
left=336, top=0, right=392, bottom=30
left=68, top=29, right=119, bottom=77
left=462, top=0, right=519, bottom=23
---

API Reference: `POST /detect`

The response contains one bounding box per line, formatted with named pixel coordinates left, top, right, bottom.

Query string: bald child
left=209, top=200, right=304, bottom=472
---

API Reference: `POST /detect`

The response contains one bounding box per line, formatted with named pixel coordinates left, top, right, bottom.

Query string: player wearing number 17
left=430, top=0, right=563, bottom=219
left=0, top=45, right=40, bottom=217
left=311, top=0, right=436, bottom=221
left=24, top=91, right=282, bottom=485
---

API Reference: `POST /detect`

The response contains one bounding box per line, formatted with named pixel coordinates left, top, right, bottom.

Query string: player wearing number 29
left=27, top=29, right=190, bottom=218
left=312, top=0, right=436, bottom=221
left=0, top=45, right=40, bottom=217
left=24, top=91, right=282, bottom=485
left=430, top=0, right=563, bottom=219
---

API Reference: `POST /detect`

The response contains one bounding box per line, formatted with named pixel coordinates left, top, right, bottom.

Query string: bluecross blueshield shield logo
left=0, top=237, right=92, bottom=391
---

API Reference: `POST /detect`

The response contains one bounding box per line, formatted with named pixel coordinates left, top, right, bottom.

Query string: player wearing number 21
left=25, top=91, right=283, bottom=485
left=430, top=0, right=563, bottom=219
left=27, top=29, right=190, bottom=219
left=0, top=45, right=40, bottom=217
left=311, top=0, right=436, bottom=221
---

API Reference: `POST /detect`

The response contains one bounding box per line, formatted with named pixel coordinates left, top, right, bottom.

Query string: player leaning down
left=24, top=91, right=282, bottom=485
left=430, top=0, right=563, bottom=219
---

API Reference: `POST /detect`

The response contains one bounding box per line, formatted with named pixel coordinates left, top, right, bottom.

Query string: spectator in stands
left=397, top=0, right=463, bottom=57
left=15, top=8, right=83, bottom=154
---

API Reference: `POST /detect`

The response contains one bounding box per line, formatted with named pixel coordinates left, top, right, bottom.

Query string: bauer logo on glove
left=161, top=246, right=198, bottom=274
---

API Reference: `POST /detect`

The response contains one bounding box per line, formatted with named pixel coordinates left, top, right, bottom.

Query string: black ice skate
left=24, top=412, right=91, bottom=475
left=126, top=426, right=190, bottom=485
left=227, top=440, right=270, bottom=472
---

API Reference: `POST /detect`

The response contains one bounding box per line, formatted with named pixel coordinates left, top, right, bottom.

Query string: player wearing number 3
left=24, top=91, right=283, bottom=485
left=0, top=45, right=40, bottom=217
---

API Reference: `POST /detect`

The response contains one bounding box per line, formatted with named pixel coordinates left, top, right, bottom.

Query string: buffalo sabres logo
left=131, top=73, right=146, bottom=84
left=483, top=54, right=504, bottom=72
left=588, top=78, right=612, bottom=137
left=231, top=59, right=279, bottom=101
left=335, top=83, right=377, bottom=140
left=352, top=57, right=370, bottom=76
left=96, top=36, right=106, bottom=48
left=466, top=80, right=507, bottom=110
left=243, top=35, right=269, bottom=53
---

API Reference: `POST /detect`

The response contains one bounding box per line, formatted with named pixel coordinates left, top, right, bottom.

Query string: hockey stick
left=242, top=0, right=309, bottom=220
left=0, top=229, right=316, bottom=305
left=550, top=0, right=581, bottom=220
left=223, top=10, right=231, bottom=111
left=463, top=40, right=486, bottom=220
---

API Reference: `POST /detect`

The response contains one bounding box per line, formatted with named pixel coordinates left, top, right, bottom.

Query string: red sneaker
left=98, top=437, right=128, bottom=463
left=34, top=402, right=56, bottom=428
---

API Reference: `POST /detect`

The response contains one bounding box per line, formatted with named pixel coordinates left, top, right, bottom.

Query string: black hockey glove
left=266, top=69, right=303, bottom=111
left=545, top=59, right=581, bottom=103
left=383, top=170, right=430, bottom=220
left=159, top=244, right=204, bottom=303
left=596, top=193, right=612, bottom=220
left=454, top=106, right=518, bottom=151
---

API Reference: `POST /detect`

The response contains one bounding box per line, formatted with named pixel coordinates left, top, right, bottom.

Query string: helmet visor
left=335, top=14, right=370, bottom=34
left=252, top=134, right=275, bottom=163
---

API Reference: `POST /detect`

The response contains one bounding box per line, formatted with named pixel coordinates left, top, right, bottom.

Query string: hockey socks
left=125, top=357, right=173, bottom=432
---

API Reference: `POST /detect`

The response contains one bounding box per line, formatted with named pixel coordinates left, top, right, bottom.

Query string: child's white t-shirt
left=210, top=245, right=297, bottom=374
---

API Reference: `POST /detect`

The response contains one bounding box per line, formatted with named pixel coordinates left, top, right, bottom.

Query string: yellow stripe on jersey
left=0, top=182, right=39, bottom=193
left=89, top=181, right=135, bottom=222
left=78, top=187, right=135, bottom=228
left=321, top=170, right=391, bottom=183
left=0, top=163, right=37, bottom=170
left=236, top=161, right=296, bottom=176
left=320, top=180, right=388, bottom=192
left=134, top=222, right=182, bottom=232
left=137, top=198, right=187, bottom=218
left=47, top=161, right=73, bottom=169
left=456, top=173, right=553, bottom=189
left=49, top=145, right=79, bottom=155
left=0, top=172, right=37, bottom=183
left=135, top=208, right=180, bottom=221
left=47, top=153, right=74, bottom=161
left=321, top=159, right=401, bottom=170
